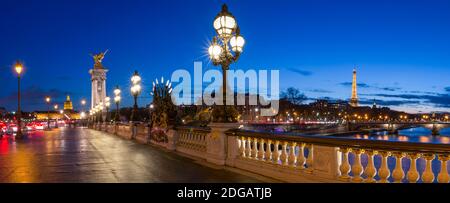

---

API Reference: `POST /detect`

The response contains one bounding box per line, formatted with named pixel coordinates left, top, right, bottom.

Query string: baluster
left=378, top=151, right=391, bottom=183
left=188, top=132, right=193, bottom=148
left=280, top=141, right=288, bottom=165
left=406, top=153, right=420, bottom=183
left=422, top=154, right=435, bottom=183
left=437, top=154, right=450, bottom=183
left=288, top=142, right=297, bottom=167
left=297, top=143, right=306, bottom=169
left=258, top=139, right=266, bottom=161
left=339, top=148, right=351, bottom=180
left=252, top=138, right=259, bottom=160
left=272, top=140, right=280, bottom=164
left=245, top=137, right=252, bottom=158
left=392, top=152, right=405, bottom=183
left=351, top=148, right=364, bottom=182
left=265, top=139, right=272, bottom=162
left=193, top=133, right=198, bottom=150
left=364, top=150, right=377, bottom=183
left=306, top=144, right=314, bottom=170
left=239, top=136, right=245, bottom=158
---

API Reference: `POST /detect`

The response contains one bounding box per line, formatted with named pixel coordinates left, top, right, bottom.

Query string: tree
left=281, top=87, right=307, bottom=105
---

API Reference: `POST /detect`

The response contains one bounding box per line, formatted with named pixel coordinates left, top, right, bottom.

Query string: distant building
left=64, top=95, right=74, bottom=111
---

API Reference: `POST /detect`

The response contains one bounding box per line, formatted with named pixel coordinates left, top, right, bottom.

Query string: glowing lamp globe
left=213, top=4, right=237, bottom=38
left=230, top=35, right=245, bottom=53
left=114, top=96, right=121, bottom=103
left=131, top=71, right=141, bottom=84
left=208, top=44, right=222, bottom=60
left=14, top=62, right=23, bottom=75
left=114, top=88, right=121, bottom=95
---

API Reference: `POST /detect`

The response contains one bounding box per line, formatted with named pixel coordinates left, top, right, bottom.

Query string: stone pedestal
left=312, top=145, right=341, bottom=180
left=206, top=123, right=240, bottom=165
left=166, top=129, right=178, bottom=151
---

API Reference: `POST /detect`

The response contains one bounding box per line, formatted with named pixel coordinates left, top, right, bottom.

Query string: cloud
left=287, top=68, right=313, bottom=76
left=380, top=87, right=401, bottom=91
left=339, top=82, right=401, bottom=92
left=445, top=87, right=450, bottom=92
left=359, top=99, right=420, bottom=106
left=363, top=93, right=450, bottom=108
left=308, top=89, right=333, bottom=93
left=339, top=82, right=371, bottom=88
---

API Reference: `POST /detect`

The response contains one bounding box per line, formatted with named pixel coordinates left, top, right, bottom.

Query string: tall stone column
left=89, top=51, right=109, bottom=112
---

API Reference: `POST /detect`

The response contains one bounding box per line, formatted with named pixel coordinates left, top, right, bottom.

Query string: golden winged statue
left=92, top=49, right=109, bottom=68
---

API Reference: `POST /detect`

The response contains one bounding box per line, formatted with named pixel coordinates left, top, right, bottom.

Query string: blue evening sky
left=0, top=0, right=449, bottom=113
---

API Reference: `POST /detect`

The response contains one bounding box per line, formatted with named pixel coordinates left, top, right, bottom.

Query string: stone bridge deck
left=0, top=128, right=264, bottom=183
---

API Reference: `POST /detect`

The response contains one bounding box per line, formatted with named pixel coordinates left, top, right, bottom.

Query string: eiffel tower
left=350, top=68, right=358, bottom=107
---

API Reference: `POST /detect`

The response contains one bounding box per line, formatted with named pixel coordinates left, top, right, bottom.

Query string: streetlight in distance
left=114, top=86, right=121, bottom=122
left=81, top=99, right=86, bottom=127
left=14, top=61, right=24, bottom=138
left=45, top=96, right=51, bottom=130
left=130, top=71, right=142, bottom=122
left=105, top=97, right=111, bottom=122
left=208, top=4, right=245, bottom=122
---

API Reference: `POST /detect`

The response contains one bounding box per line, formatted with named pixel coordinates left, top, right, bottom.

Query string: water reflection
left=343, top=127, right=450, bottom=144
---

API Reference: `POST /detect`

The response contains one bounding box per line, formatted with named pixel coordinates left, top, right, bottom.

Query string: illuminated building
left=64, top=95, right=74, bottom=111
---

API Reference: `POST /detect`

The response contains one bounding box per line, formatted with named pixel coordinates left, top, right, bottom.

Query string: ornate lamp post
left=14, top=61, right=24, bottom=138
left=45, top=96, right=51, bottom=130
left=114, top=86, right=121, bottom=122
left=54, top=104, right=59, bottom=128
left=105, top=97, right=111, bottom=122
left=98, top=102, right=104, bottom=123
left=81, top=99, right=86, bottom=127
left=130, top=71, right=142, bottom=122
left=208, top=4, right=246, bottom=122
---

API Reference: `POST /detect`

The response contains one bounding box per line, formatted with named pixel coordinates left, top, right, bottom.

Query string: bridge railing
left=225, top=129, right=450, bottom=183
left=89, top=123, right=450, bottom=183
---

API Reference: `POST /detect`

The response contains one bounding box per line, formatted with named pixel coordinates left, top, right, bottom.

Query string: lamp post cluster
left=130, top=71, right=142, bottom=123
left=114, top=86, right=121, bottom=122
left=208, top=4, right=245, bottom=122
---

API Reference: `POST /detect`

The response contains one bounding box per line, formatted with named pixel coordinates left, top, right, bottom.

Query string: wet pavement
left=0, top=127, right=260, bottom=183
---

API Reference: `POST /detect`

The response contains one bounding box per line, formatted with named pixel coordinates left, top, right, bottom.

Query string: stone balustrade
left=226, top=129, right=450, bottom=183
left=89, top=123, right=450, bottom=183
left=175, top=126, right=210, bottom=159
left=338, top=146, right=450, bottom=183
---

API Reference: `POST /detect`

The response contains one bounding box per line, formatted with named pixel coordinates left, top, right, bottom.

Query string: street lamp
left=54, top=104, right=59, bottom=128
left=208, top=4, right=245, bottom=122
left=130, top=71, right=142, bottom=122
left=114, top=86, right=121, bottom=122
left=81, top=99, right=86, bottom=126
left=45, top=96, right=51, bottom=130
left=98, top=102, right=104, bottom=123
left=14, top=61, right=24, bottom=138
left=105, top=97, right=111, bottom=122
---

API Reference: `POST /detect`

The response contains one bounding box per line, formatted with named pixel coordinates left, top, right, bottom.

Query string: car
left=7, top=123, right=18, bottom=134
left=34, top=122, right=45, bottom=130
left=0, top=122, right=6, bottom=133
left=26, top=123, right=36, bottom=131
